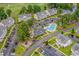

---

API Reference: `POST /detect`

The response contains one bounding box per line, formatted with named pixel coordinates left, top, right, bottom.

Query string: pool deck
left=44, top=23, right=57, bottom=32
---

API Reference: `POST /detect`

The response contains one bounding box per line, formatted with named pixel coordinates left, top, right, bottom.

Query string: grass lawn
left=34, top=34, right=44, bottom=40
left=53, top=44, right=59, bottom=48
left=0, top=42, right=3, bottom=49
left=32, top=51, right=41, bottom=56
left=35, top=36, right=42, bottom=40
left=50, top=14, right=58, bottom=18
left=73, top=33, right=79, bottom=37
left=35, top=32, right=48, bottom=40
left=31, top=48, right=41, bottom=56
left=64, top=32, right=71, bottom=36
left=59, top=42, right=75, bottom=56
left=48, top=37, right=56, bottom=45
left=65, top=24, right=76, bottom=29
left=15, top=44, right=26, bottom=56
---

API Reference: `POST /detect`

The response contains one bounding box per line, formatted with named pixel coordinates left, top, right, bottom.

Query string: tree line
left=0, top=7, right=12, bottom=21
left=19, top=5, right=42, bottom=14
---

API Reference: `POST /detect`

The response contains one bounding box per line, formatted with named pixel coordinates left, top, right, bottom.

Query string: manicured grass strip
left=32, top=51, right=40, bottom=56
left=50, top=15, right=57, bottom=18
left=37, top=51, right=43, bottom=56
left=64, top=32, right=71, bottom=36
left=15, top=44, right=26, bottom=56
left=73, top=33, right=79, bottom=37
left=65, top=24, right=75, bottom=29
left=0, top=42, right=3, bottom=49
left=31, top=48, right=39, bottom=56
left=48, top=37, right=56, bottom=45
left=31, top=49, right=43, bottom=56
left=49, top=44, right=67, bottom=56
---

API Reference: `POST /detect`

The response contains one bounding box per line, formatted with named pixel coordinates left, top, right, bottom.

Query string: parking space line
left=49, top=44, right=67, bottom=56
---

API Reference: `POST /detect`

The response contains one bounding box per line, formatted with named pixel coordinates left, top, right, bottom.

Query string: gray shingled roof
left=18, top=14, right=32, bottom=22
left=61, top=10, right=71, bottom=15
left=44, top=18, right=60, bottom=24
left=0, top=23, right=7, bottom=42
left=71, top=43, right=79, bottom=56
left=35, top=10, right=49, bottom=20
left=32, top=18, right=60, bottom=29
left=56, top=34, right=72, bottom=47
left=47, top=8, right=57, bottom=16
left=2, top=17, right=14, bottom=28
left=34, top=28, right=45, bottom=37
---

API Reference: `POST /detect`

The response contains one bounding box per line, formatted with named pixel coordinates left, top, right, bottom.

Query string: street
left=23, top=32, right=60, bottom=56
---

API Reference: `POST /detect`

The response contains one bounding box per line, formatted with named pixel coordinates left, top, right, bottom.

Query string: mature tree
left=27, top=5, right=33, bottom=13
left=44, top=41, right=49, bottom=46
left=71, top=28, right=75, bottom=34
left=19, top=6, right=27, bottom=14
left=60, top=16, right=65, bottom=27
left=27, top=19, right=34, bottom=27
left=58, top=3, right=73, bottom=10
left=71, top=13, right=77, bottom=21
left=60, top=14, right=72, bottom=28
left=17, top=22, right=30, bottom=42
left=44, top=5, right=47, bottom=10
left=47, top=3, right=58, bottom=9
left=75, top=9, right=79, bottom=21
left=6, top=9, right=12, bottom=17
left=57, top=8, right=62, bottom=14
left=61, top=31, right=64, bottom=34
left=47, top=3, right=73, bottom=10
left=56, top=20, right=60, bottom=25
left=34, top=52, right=38, bottom=54
left=33, top=5, right=41, bottom=13
left=76, top=10, right=79, bottom=16
left=0, top=7, right=7, bottom=20
left=63, top=14, right=71, bottom=23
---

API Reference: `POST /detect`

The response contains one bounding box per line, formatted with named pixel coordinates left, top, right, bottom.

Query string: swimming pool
left=44, top=23, right=57, bottom=32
